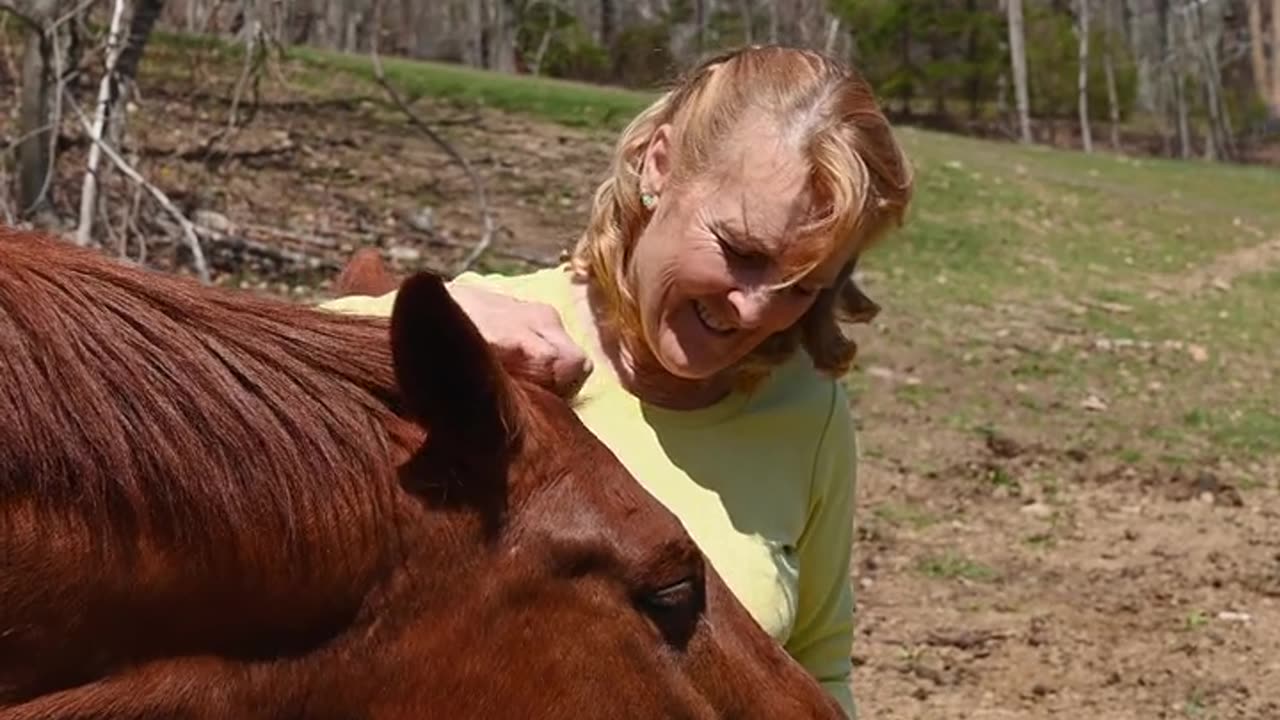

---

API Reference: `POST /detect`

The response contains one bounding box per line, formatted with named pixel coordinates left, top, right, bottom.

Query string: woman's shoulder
left=751, top=352, right=854, bottom=432
left=452, top=264, right=575, bottom=307
left=316, top=264, right=573, bottom=318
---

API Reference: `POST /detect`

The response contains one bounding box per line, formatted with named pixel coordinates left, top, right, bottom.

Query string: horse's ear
left=389, top=272, right=519, bottom=468
left=337, top=247, right=401, bottom=298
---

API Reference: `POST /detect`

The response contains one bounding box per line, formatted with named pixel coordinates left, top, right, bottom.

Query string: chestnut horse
left=0, top=227, right=846, bottom=719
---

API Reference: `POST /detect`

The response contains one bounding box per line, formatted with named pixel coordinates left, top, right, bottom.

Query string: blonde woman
left=325, top=45, right=913, bottom=717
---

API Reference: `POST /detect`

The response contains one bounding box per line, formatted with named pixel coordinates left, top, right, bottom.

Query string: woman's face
left=629, top=118, right=856, bottom=381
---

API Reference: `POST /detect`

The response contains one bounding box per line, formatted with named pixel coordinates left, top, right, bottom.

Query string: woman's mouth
left=693, top=299, right=735, bottom=336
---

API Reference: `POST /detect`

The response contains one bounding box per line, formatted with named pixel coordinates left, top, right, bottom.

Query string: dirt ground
left=6, top=55, right=1279, bottom=720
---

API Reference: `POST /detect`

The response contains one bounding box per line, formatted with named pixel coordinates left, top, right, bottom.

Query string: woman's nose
left=726, top=288, right=774, bottom=329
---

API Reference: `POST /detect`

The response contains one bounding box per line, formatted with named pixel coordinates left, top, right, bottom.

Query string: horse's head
left=376, top=272, right=846, bottom=719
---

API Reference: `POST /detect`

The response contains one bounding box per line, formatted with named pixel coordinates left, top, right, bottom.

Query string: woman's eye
left=716, top=236, right=746, bottom=259
left=717, top=236, right=767, bottom=267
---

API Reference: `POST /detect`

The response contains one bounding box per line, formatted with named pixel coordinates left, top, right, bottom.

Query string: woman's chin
left=653, top=332, right=732, bottom=381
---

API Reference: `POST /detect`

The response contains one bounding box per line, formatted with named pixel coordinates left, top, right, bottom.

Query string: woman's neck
left=609, top=333, right=733, bottom=410
left=572, top=280, right=733, bottom=411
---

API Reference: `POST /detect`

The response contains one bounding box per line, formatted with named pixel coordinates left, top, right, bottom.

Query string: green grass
left=141, top=31, right=657, bottom=131
left=290, top=48, right=655, bottom=130
left=872, top=502, right=939, bottom=530
left=917, top=552, right=999, bottom=582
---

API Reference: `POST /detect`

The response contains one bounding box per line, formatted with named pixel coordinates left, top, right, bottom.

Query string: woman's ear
left=641, top=124, right=674, bottom=196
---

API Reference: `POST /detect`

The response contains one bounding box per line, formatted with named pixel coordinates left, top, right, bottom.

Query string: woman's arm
left=785, top=380, right=859, bottom=719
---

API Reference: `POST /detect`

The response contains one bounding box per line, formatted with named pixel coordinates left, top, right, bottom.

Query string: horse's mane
left=0, top=228, right=414, bottom=557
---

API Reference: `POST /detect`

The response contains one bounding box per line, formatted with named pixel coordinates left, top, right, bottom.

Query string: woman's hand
left=447, top=283, right=593, bottom=398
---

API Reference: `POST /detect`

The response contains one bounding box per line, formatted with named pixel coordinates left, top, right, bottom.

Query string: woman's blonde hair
left=570, top=45, right=914, bottom=389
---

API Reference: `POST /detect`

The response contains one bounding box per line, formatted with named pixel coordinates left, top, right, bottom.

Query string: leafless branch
left=0, top=170, right=15, bottom=225
left=96, top=168, right=122, bottom=250
left=50, top=0, right=102, bottom=32
left=75, top=0, right=128, bottom=246
left=116, top=176, right=141, bottom=256
left=1, top=121, right=59, bottom=151
left=226, top=19, right=266, bottom=132
left=64, top=92, right=211, bottom=283
left=369, top=0, right=495, bottom=275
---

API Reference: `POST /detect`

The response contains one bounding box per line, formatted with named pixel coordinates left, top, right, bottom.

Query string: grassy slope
left=149, top=37, right=1280, bottom=467
left=867, top=127, right=1280, bottom=467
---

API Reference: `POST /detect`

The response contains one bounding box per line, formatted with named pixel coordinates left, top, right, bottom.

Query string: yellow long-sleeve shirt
left=320, top=266, right=858, bottom=717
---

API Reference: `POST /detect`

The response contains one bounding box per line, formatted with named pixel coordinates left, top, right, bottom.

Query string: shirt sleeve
left=786, top=379, right=858, bottom=719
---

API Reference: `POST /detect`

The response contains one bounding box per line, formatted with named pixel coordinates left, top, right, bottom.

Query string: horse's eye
left=643, top=578, right=697, bottom=610
left=639, top=575, right=704, bottom=647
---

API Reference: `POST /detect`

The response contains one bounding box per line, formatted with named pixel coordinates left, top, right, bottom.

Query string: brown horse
left=0, top=227, right=846, bottom=719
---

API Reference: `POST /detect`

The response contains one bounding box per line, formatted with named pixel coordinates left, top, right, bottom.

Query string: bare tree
left=1005, top=0, right=1033, bottom=142
left=1187, top=0, right=1232, bottom=159
left=1248, top=0, right=1280, bottom=118
left=1076, top=0, right=1093, bottom=152
left=1274, top=0, right=1280, bottom=117
left=11, top=0, right=65, bottom=221
left=76, top=0, right=130, bottom=246
left=1102, top=0, right=1122, bottom=149
left=1270, top=0, right=1280, bottom=118
left=1247, top=0, right=1268, bottom=110
left=1165, top=0, right=1191, bottom=158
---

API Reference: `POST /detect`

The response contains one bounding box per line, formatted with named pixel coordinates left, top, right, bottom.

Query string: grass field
left=22, top=35, right=1280, bottom=717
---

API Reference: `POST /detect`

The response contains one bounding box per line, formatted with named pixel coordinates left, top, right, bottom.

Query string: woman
left=324, top=45, right=913, bottom=717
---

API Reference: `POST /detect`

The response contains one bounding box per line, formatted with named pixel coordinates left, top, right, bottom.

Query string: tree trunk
left=1102, top=0, right=1121, bottom=149
left=695, top=0, right=707, bottom=55
left=1006, top=0, right=1033, bottom=142
left=739, top=0, right=753, bottom=43
left=824, top=16, right=840, bottom=55
left=966, top=0, right=981, bottom=119
left=1246, top=0, right=1271, bottom=112
left=77, top=0, right=131, bottom=247
left=1077, top=0, right=1093, bottom=152
left=487, top=0, right=516, bottom=73
left=600, top=0, right=615, bottom=47
left=16, top=0, right=62, bottom=220
left=1174, top=72, right=1190, bottom=158
left=1193, top=0, right=1231, bottom=159
left=900, top=8, right=914, bottom=117
left=1273, top=0, right=1280, bottom=117
left=768, top=2, right=778, bottom=43
left=116, top=0, right=166, bottom=84
left=467, top=0, right=485, bottom=67
left=532, top=3, right=557, bottom=75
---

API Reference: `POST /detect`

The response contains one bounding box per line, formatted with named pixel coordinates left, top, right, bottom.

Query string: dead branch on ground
left=369, top=0, right=495, bottom=275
